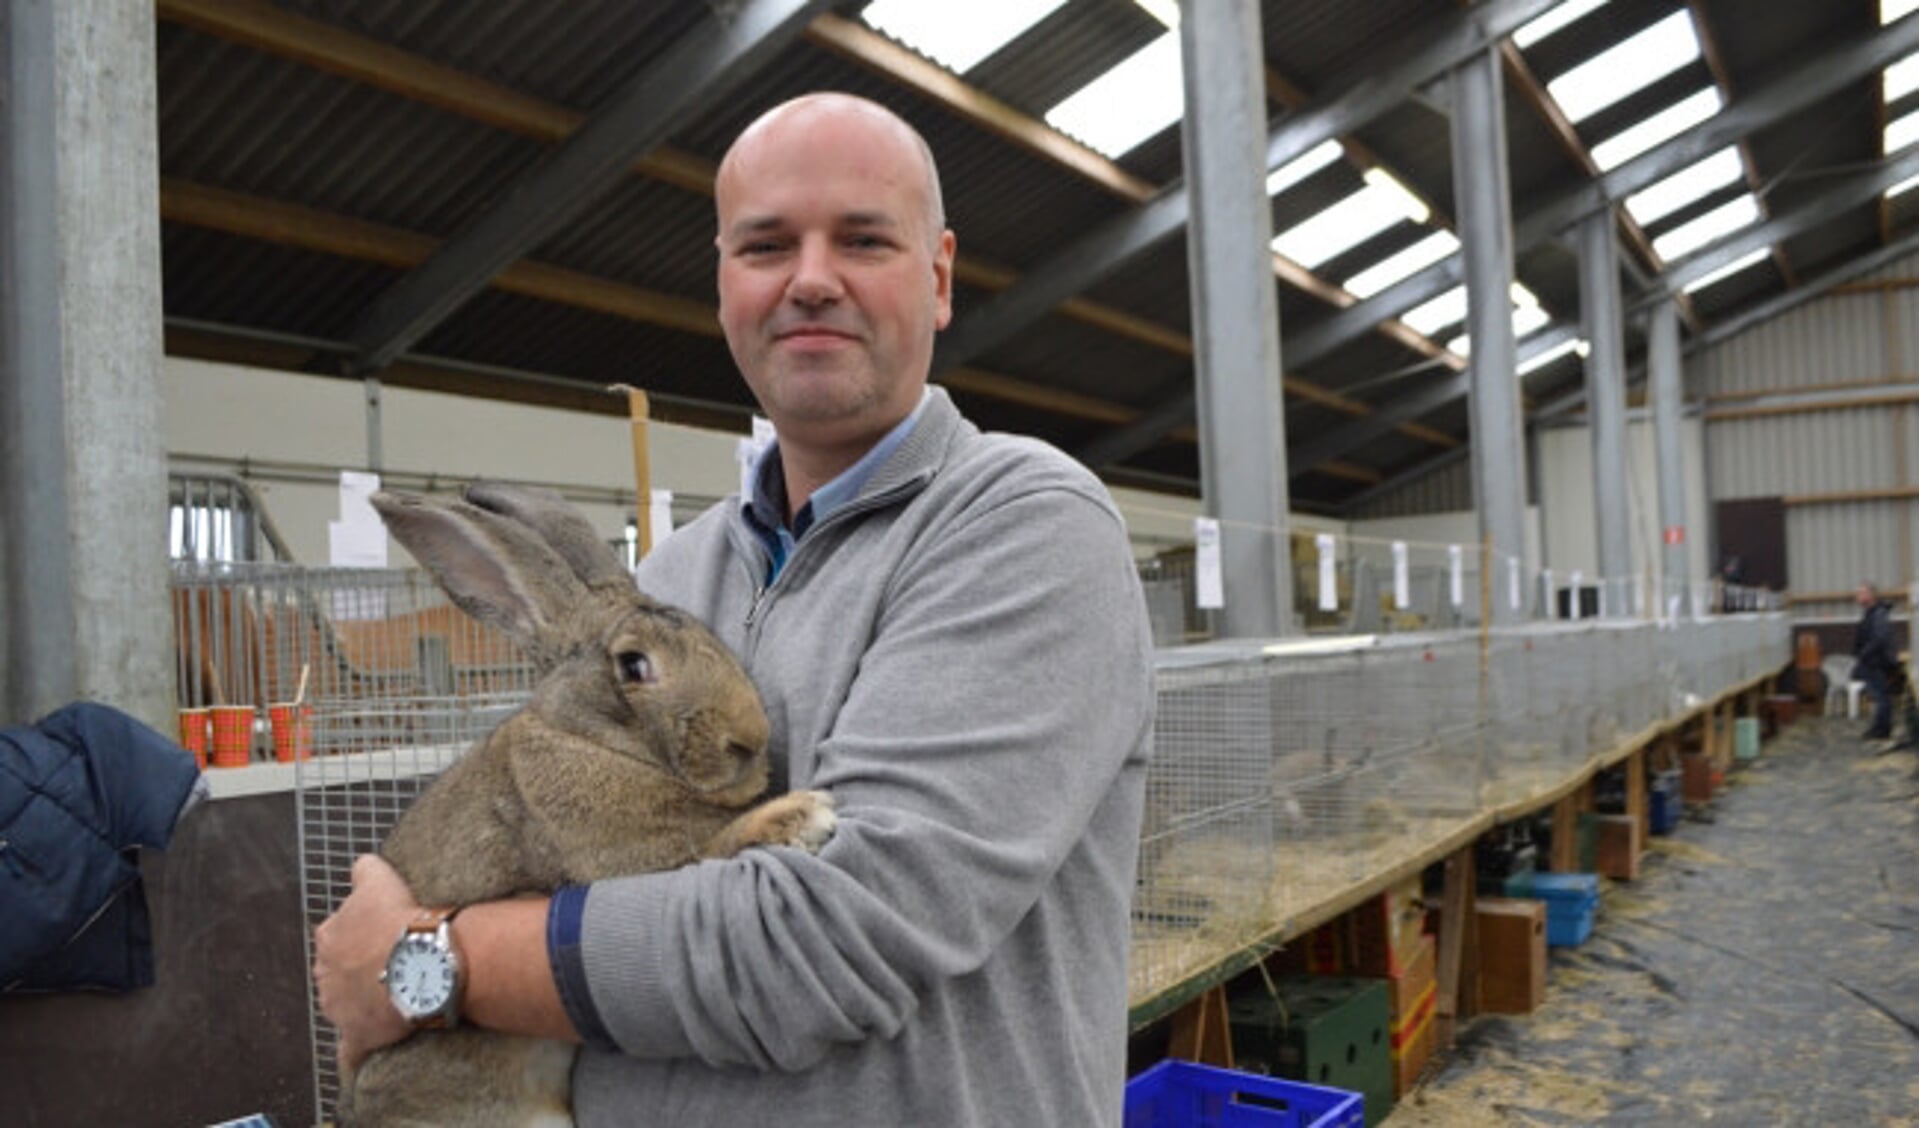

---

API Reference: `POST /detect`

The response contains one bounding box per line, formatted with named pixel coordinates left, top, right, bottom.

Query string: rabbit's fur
left=337, top=483, right=835, bottom=1127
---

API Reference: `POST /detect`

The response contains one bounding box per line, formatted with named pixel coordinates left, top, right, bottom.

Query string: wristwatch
left=380, top=906, right=465, bottom=1029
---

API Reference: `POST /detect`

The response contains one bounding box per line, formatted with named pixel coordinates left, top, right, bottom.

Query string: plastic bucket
left=269, top=702, right=314, bottom=762
left=210, top=705, right=255, bottom=768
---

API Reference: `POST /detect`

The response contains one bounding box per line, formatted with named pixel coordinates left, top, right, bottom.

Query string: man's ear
left=932, top=229, right=957, bottom=330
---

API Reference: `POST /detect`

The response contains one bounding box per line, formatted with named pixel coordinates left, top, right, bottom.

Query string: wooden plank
left=1626, top=749, right=1648, bottom=841
left=1166, top=985, right=1237, bottom=1069
left=1550, top=794, right=1579, bottom=873
left=1433, top=847, right=1476, bottom=1046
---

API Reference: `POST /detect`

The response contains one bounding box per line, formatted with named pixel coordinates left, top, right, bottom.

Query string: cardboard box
left=1681, top=750, right=1714, bottom=803
left=1385, top=934, right=1436, bottom=1028
left=1474, top=897, right=1546, bottom=1014
left=1352, top=875, right=1428, bottom=977
left=1595, top=813, right=1641, bottom=880
left=1390, top=979, right=1438, bottom=1096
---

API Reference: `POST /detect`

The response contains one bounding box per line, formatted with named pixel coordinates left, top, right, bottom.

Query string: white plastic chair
left=1823, top=656, right=1865, bottom=719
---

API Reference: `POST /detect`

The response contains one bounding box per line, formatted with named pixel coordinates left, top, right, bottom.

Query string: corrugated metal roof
left=150, top=0, right=1904, bottom=515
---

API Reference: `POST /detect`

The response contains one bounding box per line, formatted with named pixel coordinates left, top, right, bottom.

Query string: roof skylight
left=1401, top=286, right=1470, bottom=336
left=1547, top=10, right=1701, bottom=124
left=1342, top=230, right=1461, bottom=298
left=861, top=0, right=1068, bottom=75
left=1652, top=194, right=1761, bottom=260
left=1445, top=287, right=1551, bottom=356
left=1625, top=147, right=1743, bottom=226
left=1893, top=171, right=1919, bottom=198
left=1266, top=139, right=1344, bottom=197
left=1045, top=32, right=1184, bottom=158
left=1681, top=248, right=1769, bottom=293
left=1518, top=336, right=1589, bottom=376
left=1890, top=109, right=1919, bottom=155
left=1268, top=169, right=1430, bottom=269
left=1886, top=53, right=1919, bottom=102
left=1513, top=0, right=1610, bottom=50
left=1886, top=0, right=1919, bottom=25
left=1589, top=88, right=1722, bottom=171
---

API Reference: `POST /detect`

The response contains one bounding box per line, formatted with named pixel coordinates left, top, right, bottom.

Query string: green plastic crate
left=1228, top=977, right=1394, bottom=1128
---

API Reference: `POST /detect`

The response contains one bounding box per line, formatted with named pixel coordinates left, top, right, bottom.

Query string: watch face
left=386, top=934, right=456, bottom=1020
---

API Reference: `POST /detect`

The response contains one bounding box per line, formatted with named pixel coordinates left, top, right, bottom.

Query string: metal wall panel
left=1693, top=246, right=1919, bottom=609
left=1348, top=454, right=1473, bottom=518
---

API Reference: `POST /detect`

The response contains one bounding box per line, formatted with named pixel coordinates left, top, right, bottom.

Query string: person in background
left=1852, top=581, right=1899, bottom=743
left=312, top=91, right=1156, bottom=1126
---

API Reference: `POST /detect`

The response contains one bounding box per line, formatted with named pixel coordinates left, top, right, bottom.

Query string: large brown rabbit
left=336, top=482, right=835, bottom=1127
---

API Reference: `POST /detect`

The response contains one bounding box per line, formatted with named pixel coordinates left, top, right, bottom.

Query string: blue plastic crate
left=1546, top=902, right=1595, bottom=947
left=1125, top=1060, right=1364, bottom=1128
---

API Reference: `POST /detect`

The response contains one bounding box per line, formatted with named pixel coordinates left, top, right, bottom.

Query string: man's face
left=714, top=106, right=955, bottom=453
left=1859, top=585, right=1874, bottom=607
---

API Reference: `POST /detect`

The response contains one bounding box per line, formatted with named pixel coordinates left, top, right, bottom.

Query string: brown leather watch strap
left=406, top=905, right=461, bottom=934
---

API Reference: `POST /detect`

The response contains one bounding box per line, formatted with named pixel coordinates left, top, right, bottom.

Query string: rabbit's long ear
left=371, top=491, right=586, bottom=651
left=463, top=481, right=635, bottom=593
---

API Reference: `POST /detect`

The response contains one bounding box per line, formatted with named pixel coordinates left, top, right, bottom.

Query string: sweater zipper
left=738, top=472, right=931, bottom=639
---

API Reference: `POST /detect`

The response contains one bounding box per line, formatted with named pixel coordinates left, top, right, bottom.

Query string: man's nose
left=786, top=236, right=843, bottom=307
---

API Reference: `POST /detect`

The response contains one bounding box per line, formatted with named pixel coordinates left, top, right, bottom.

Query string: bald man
left=315, top=93, right=1153, bottom=1126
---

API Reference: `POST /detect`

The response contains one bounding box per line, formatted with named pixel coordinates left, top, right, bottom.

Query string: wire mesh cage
left=1132, top=643, right=1281, bottom=1003
left=170, top=561, right=535, bottom=1120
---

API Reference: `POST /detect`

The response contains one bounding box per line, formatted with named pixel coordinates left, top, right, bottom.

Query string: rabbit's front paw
left=753, top=790, right=838, bottom=850
left=706, top=790, right=837, bottom=859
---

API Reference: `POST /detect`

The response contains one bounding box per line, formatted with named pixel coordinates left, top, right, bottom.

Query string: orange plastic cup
left=269, top=702, right=314, bottom=762
left=209, top=705, right=255, bottom=768
left=177, top=708, right=210, bottom=770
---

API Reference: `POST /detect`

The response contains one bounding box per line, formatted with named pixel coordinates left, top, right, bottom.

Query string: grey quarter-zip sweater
left=560, top=386, right=1154, bottom=1126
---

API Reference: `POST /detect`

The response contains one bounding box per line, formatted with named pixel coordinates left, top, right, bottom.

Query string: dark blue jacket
left=1, top=701, right=205, bottom=992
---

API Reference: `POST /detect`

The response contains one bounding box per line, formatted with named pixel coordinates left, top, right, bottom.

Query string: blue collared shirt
left=741, top=390, right=929, bottom=583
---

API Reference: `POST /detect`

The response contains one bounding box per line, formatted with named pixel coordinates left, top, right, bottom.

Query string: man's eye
left=617, top=651, right=656, bottom=684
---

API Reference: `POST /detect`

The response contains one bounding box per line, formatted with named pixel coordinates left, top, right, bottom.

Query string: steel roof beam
left=1286, top=13, right=1919, bottom=374
left=928, top=0, right=1561, bottom=377
left=342, top=0, right=829, bottom=376
left=1351, top=223, right=1919, bottom=512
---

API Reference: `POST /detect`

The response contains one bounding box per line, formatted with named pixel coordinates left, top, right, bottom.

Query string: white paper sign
left=1316, top=533, right=1338, bottom=612
left=1194, top=517, right=1223, bottom=610
left=1568, top=570, right=1583, bottom=621
left=1448, top=545, right=1464, bottom=608
left=1508, top=558, right=1521, bottom=611
left=648, top=488, right=675, bottom=551
left=1542, top=569, right=1556, bottom=619
left=1391, top=541, right=1410, bottom=610
left=337, top=470, right=382, bottom=532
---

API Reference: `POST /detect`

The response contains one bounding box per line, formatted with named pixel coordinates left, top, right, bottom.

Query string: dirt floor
left=1385, top=714, right=1919, bottom=1126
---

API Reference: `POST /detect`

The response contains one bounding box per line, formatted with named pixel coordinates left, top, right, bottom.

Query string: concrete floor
left=1386, top=715, right=1919, bottom=1126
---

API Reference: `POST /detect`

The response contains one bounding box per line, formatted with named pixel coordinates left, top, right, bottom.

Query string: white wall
left=164, top=356, right=1337, bottom=565
left=1535, top=417, right=1709, bottom=584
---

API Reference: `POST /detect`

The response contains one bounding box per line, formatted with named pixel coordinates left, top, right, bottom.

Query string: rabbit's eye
left=617, top=650, right=657, bottom=685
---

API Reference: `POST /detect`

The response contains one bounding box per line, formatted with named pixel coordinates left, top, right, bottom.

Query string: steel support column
left=0, top=0, right=169, bottom=725
left=1452, top=49, right=1527, bottom=623
left=1579, top=211, right=1633, bottom=609
left=1648, top=300, right=1689, bottom=617
left=1180, top=0, right=1292, bottom=637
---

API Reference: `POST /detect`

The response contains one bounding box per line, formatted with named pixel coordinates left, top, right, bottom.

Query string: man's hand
left=313, top=854, right=421, bottom=1074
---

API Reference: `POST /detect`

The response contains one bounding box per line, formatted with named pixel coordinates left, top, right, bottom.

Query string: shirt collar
left=744, top=387, right=931, bottom=537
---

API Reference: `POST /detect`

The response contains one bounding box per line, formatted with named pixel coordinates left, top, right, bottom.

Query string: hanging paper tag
left=1568, top=570, right=1582, bottom=620
left=1508, top=558, right=1521, bottom=611
left=1194, top=517, right=1223, bottom=610
left=1543, top=568, right=1556, bottom=619
left=1392, top=542, right=1410, bottom=610
left=1448, top=545, right=1464, bottom=608
left=1316, top=533, right=1338, bottom=612
left=648, top=488, right=674, bottom=550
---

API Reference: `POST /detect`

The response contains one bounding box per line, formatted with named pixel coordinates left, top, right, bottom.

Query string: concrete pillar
left=0, top=0, right=169, bottom=727
left=1451, top=49, right=1527, bottom=624
left=1179, top=0, right=1294, bottom=637
left=1578, top=211, right=1633, bottom=615
left=1648, top=299, right=1689, bottom=617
